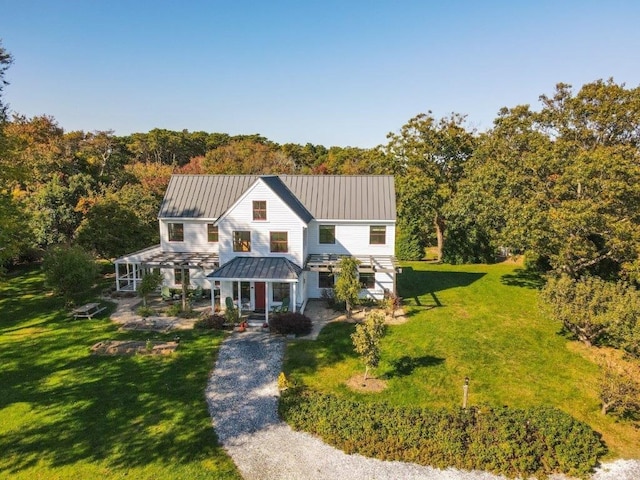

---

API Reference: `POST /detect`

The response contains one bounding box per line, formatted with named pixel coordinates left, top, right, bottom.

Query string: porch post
left=209, top=279, right=215, bottom=312
left=265, top=282, right=269, bottom=324
left=237, top=280, right=241, bottom=316
left=115, top=262, right=121, bottom=292
left=133, top=264, right=138, bottom=292
left=292, top=281, right=297, bottom=313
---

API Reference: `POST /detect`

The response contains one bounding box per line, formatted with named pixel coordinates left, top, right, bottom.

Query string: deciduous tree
left=386, top=112, right=475, bottom=262
left=42, top=245, right=98, bottom=305
left=351, top=311, right=386, bottom=381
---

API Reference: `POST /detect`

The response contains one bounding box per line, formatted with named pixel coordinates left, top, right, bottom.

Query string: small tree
left=334, top=256, right=361, bottom=318
left=540, top=274, right=640, bottom=349
left=351, top=311, right=386, bottom=381
left=137, top=270, right=163, bottom=307
left=599, top=364, right=640, bottom=416
left=42, top=245, right=98, bottom=306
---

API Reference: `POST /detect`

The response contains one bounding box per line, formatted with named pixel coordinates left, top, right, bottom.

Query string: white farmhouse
left=114, top=174, right=398, bottom=315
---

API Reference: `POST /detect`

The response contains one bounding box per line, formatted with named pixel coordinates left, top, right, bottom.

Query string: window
left=359, top=272, right=375, bottom=289
left=233, top=282, right=251, bottom=307
left=174, top=268, right=189, bottom=286
left=270, top=232, right=288, bottom=252
left=207, top=224, right=218, bottom=242
left=369, top=226, right=386, bottom=245
left=272, top=283, right=289, bottom=302
left=253, top=200, right=267, bottom=221
left=319, top=225, right=335, bottom=244
left=233, top=231, right=251, bottom=252
left=168, top=223, right=184, bottom=242
left=318, top=272, right=334, bottom=288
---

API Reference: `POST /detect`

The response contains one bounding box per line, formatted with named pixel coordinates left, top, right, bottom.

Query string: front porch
left=207, top=256, right=304, bottom=325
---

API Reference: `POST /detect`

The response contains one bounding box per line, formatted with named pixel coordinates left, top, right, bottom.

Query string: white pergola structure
left=114, top=245, right=220, bottom=294
left=305, top=253, right=400, bottom=294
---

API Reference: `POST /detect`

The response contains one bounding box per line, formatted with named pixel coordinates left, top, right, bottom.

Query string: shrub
left=42, top=245, right=98, bottom=306
left=278, top=388, right=606, bottom=479
left=540, top=274, right=640, bottom=350
left=136, top=306, right=154, bottom=317
left=270, top=312, right=312, bottom=336
left=380, top=290, right=402, bottom=315
left=166, top=303, right=182, bottom=317
left=194, top=314, right=227, bottom=330
left=395, top=229, right=425, bottom=261
left=599, top=364, right=640, bottom=417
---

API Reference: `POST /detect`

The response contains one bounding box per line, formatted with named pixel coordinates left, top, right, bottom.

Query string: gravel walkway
left=206, top=330, right=640, bottom=480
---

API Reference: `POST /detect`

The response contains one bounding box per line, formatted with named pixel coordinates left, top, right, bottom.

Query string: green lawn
left=284, top=261, right=640, bottom=459
left=0, top=266, right=240, bottom=480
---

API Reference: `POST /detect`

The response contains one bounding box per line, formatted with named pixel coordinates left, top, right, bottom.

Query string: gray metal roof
left=260, top=176, right=313, bottom=223
left=158, top=175, right=396, bottom=220
left=207, top=256, right=302, bottom=281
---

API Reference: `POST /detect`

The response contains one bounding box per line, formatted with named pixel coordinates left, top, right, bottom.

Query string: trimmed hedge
left=270, top=312, right=312, bottom=336
left=278, top=388, right=606, bottom=479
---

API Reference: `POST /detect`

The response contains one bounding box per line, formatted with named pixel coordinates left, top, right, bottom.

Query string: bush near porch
left=281, top=262, right=640, bottom=467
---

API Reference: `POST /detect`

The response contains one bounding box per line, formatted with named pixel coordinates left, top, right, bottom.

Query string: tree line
left=2, top=41, right=640, bottom=278
left=2, top=40, right=639, bottom=410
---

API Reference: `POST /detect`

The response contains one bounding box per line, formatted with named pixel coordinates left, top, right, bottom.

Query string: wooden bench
left=72, top=302, right=106, bottom=319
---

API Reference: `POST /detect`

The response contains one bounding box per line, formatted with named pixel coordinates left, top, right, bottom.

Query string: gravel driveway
left=206, top=330, right=639, bottom=480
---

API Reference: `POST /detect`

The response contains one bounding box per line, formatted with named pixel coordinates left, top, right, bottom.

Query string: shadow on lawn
left=398, top=267, right=486, bottom=310
left=500, top=268, right=545, bottom=289
left=0, top=331, right=225, bottom=474
left=385, top=355, right=445, bottom=379
left=0, top=266, right=231, bottom=476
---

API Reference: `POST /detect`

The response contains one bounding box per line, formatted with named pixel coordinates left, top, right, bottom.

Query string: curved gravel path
left=206, top=330, right=640, bottom=480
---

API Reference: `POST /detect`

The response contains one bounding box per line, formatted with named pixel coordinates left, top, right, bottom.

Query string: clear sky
left=1, top=0, right=639, bottom=147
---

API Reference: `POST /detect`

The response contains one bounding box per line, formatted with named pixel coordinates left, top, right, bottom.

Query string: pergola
left=304, top=253, right=400, bottom=293
left=114, top=245, right=219, bottom=308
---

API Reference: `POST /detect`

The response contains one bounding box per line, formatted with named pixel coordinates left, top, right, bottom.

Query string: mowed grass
left=284, top=261, right=640, bottom=459
left=0, top=266, right=240, bottom=480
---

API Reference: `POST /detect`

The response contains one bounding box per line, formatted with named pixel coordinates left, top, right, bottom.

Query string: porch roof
left=305, top=253, right=399, bottom=273
left=114, top=245, right=220, bottom=269
left=207, top=256, right=302, bottom=282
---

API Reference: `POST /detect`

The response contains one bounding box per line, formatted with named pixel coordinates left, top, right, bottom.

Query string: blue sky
left=1, top=1, right=639, bottom=147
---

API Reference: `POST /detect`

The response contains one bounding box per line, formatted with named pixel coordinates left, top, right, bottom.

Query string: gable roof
left=260, top=176, right=313, bottom=224
left=158, top=174, right=396, bottom=221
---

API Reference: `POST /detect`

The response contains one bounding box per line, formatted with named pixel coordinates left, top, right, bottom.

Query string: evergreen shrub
left=278, top=388, right=606, bottom=479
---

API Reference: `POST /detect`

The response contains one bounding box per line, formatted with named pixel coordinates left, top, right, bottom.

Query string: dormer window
left=253, top=201, right=267, bottom=221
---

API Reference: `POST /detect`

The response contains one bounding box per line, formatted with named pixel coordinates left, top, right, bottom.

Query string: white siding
left=217, top=180, right=306, bottom=267
left=160, top=219, right=220, bottom=253
left=308, top=220, right=395, bottom=256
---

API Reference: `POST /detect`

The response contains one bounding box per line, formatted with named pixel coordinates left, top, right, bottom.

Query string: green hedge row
left=278, top=388, right=606, bottom=479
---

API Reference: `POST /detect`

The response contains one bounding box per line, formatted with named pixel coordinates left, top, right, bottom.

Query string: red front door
left=255, top=282, right=266, bottom=310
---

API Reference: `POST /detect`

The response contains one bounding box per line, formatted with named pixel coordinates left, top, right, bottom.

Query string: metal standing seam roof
left=158, top=175, right=396, bottom=220
left=206, top=256, right=302, bottom=281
